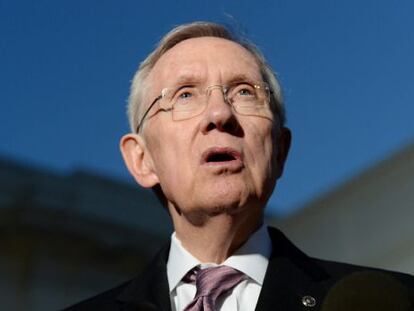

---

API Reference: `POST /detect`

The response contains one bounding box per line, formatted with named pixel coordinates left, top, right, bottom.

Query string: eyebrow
left=171, top=73, right=259, bottom=87
left=226, top=74, right=257, bottom=84
left=173, top=74, right=204, bottom=86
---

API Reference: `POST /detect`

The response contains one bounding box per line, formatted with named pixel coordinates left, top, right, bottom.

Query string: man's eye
left=233, top=84, right=255, bottom=97
left=173, top=88, right=197, bottom=106
left=238, top=88, right=253, bottom=96
left=178, top=91, right=193, bottom=99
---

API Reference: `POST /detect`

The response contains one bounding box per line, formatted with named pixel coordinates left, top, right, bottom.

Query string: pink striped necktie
left=183, top=265, right=246, bottom=311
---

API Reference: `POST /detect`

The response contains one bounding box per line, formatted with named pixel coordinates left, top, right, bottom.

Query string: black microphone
left=321, top=271, right=414, bottom=311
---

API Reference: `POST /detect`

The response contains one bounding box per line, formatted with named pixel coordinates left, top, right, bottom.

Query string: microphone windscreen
left=321, top=271, right=414, bottom=311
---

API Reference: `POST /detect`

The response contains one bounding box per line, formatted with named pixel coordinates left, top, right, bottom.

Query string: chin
left=197, top=187, right=256, bottom=216
left=204, top=201, right=243, bottom=216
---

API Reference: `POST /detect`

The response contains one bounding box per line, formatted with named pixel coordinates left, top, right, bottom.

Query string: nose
left=200, top=86, right=240, bottom=134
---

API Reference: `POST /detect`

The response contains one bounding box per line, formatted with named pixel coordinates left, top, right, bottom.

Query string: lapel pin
left=301, top=295, right=316, bottom=307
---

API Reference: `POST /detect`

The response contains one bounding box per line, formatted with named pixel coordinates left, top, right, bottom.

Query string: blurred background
left=1, top=0, right=414, bottom=310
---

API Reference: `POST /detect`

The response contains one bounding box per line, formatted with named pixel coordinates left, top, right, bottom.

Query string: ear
left=276, top=127, right=292, bottom=179
left=120, top=133, right=159, bottom=188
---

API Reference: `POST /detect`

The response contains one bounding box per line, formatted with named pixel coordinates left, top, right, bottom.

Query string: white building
left=271, top=142, right=414, bottom=274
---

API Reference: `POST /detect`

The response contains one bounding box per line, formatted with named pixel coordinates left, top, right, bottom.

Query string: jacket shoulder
left=61, top=244, right=170, bottom=311
left=312, top=257, right=414, bottom=289
left=61, top=280, right=132, bottom=311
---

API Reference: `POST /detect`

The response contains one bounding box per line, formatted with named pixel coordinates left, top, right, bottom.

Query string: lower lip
left=203, top=158, right=243, bottom=170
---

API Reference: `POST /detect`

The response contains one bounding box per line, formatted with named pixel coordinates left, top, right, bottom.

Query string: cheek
left=246, top=123, right=278, bottom=185
left=145, top=126, right=194, bottom=188
left=249, top=123, right=275, bottom=162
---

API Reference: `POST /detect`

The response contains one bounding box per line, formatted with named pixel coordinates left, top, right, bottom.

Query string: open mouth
left=202, top=147, right=242, bottom=165
left=206, top=152, right=236, bottom=162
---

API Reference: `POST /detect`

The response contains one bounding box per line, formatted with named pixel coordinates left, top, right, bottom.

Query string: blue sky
left=1, top=0, right=413, bottom=216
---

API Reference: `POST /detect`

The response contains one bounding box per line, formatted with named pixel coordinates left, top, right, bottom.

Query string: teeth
left=208, top=153, right=235, bottom=162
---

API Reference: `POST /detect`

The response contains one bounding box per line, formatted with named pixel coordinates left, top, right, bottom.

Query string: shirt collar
left=167, top=232, right=200, bottom=293
left=166, top=225, right=271, bottom=292
left=223, top=225, right=271, bottom=285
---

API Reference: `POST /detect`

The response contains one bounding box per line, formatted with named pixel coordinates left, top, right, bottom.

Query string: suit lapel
left=115, top=227, right=334, bottom=311
left=116, top=244, right=172, bottom=311
left=255, top=227, right=331, bottom=311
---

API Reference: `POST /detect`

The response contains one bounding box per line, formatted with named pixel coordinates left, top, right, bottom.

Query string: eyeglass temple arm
left=135, top=95, right=163, bottom=133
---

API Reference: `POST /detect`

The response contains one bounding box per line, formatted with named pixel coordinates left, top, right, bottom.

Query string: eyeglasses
left=135, top=81, right=273, bottom=132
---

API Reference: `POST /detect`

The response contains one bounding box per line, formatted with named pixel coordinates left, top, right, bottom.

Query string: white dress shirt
left=167, top=225, right=272, bottom=311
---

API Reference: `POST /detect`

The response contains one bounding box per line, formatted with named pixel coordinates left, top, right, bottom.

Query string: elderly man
left=65, top=22, right=414, bottom=311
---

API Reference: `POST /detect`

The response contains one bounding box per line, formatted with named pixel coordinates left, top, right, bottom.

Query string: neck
left=170, top=205, right=263, bottom=263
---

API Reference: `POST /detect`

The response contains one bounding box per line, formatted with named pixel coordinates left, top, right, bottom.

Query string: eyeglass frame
left=135, top=81, right=273, bottom=133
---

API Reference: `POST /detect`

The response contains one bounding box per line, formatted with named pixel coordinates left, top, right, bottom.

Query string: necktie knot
left=184, top=265, right=246, bottom=311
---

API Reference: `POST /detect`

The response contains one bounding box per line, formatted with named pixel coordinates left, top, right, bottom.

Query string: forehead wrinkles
left=147, top=38, right=262, bottom=90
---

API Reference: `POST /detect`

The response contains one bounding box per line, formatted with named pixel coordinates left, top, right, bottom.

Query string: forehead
left=147, top=37, right=262, bottom=91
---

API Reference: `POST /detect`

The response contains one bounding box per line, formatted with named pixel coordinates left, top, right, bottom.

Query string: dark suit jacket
left=63, top=227, right=414, bottom=310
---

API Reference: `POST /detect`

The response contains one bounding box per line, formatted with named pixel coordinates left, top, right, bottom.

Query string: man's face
left=139, top=37, right=288, bottom=218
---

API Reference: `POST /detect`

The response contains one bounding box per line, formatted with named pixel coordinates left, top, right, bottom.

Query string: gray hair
left=127, top=21, right=285, bottom=133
